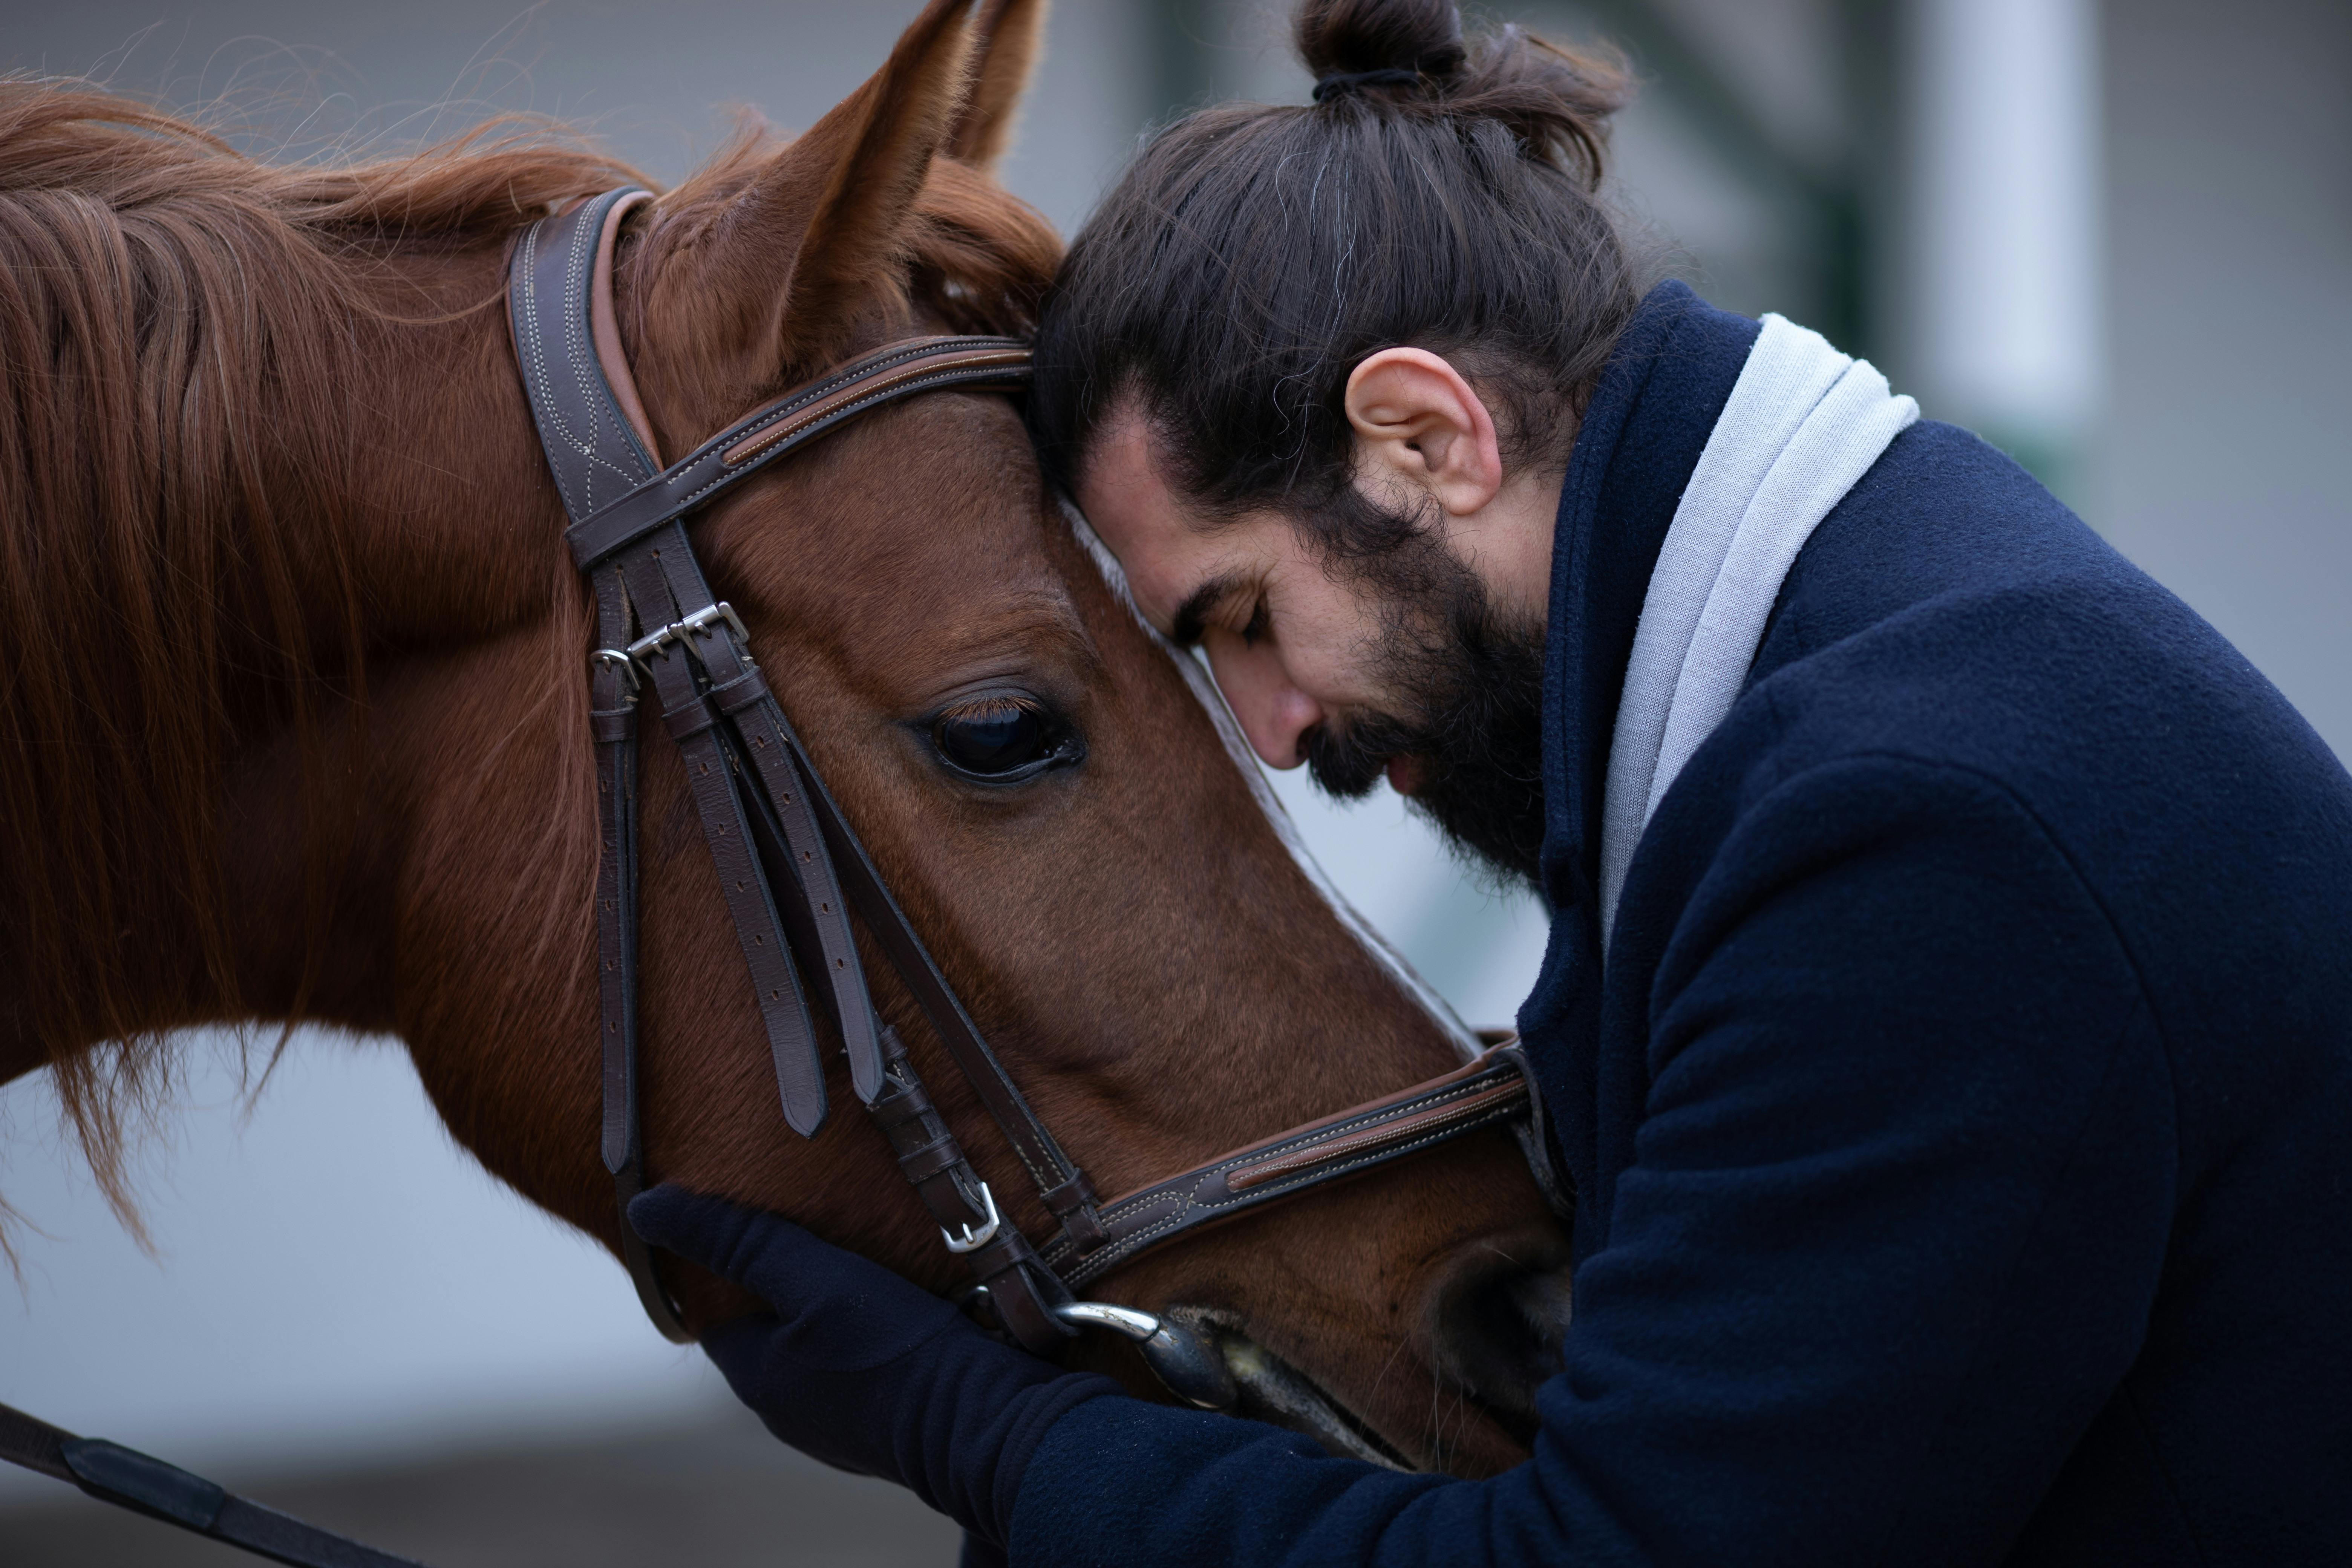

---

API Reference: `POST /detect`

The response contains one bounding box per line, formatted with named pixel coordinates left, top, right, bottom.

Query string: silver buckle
left=940, top=1181, right=1003, bottom=1254
left=626, top=600, right=749, bottom=662
left=589, top=648, right=641, bottom=696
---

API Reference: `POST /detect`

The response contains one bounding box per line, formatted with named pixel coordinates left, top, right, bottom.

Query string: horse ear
left=651, top=0, right=977, bottom=388
left=949, top=0, right=1048, bottom=168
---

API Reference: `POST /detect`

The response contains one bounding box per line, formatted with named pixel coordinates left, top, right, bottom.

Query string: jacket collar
left=1518, top=282, right=1759, bottom=1142
left=1539, top=280, right=1762, bottom=924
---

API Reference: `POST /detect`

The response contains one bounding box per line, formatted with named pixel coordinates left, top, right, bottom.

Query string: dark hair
left=1031, top=0, right=1644, bottom=557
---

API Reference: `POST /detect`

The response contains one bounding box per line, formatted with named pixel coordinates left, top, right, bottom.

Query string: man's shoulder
left=1713, top=510, right=2352, bottom=995
left=1638, top=421, right=2352, bottom=1166
left=1763, top=419, right=2189, bottom=686
left=1741, top=417, right=2340, bottom=830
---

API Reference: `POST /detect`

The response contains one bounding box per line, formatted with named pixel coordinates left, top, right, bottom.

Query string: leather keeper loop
left=662, top=695, right=722, bottom=743
left=590, top=708, right=636, bottom=744
left=709, top=668, right=771, bottom=716
left=1040, top=1170, right=1101, bottom=1245
left=966, top=1229, right=1045, bottom=1289
left=896, top=1135, right=966, bottom=1185
left=1040, top=1170, right=1096, bottom=1212
left=869, top=1082, right=936, bottom=1134
left=972, top=1249, right=1074, bottom=1355
left=1058, top=1203, right=1109, bottom=1254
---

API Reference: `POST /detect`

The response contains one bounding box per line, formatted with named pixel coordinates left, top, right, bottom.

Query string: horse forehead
left=704, top=411, right=1096, bottom=657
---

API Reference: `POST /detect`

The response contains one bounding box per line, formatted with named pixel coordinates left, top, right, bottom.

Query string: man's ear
left=1343, top=348, right=1504, bottom=518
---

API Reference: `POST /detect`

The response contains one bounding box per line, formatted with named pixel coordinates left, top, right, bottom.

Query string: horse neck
left=0, top=233, right=562, bottom=1086
left=216, top=244, right=576, bottom=1026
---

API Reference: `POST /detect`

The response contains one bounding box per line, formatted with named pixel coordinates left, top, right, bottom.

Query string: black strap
left=0, top=1402, right=429, bottom=1568
left=784, top=717, right=1101, bottom=1231
left=1036, top=1047, right=1536, bottom=1289
left=612, top=528, right=873, bottom=1128
left=506, top=188, right=1079, bottom=1351
left=562, top=334, right=1032, bottom=569
left=511, top=188, right=704, bottom=1338
left=585, top=562, right=689, bottom=1340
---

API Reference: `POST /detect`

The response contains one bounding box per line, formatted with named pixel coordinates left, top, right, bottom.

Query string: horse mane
left=0, top=77, right=1057, bottom=1229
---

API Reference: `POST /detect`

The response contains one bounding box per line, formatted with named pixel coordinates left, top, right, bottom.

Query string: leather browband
left=564, top=336, right=1033, bottom=569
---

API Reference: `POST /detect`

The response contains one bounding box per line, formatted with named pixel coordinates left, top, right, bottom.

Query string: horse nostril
left=1433, top=1258, right=1573, bottom=1443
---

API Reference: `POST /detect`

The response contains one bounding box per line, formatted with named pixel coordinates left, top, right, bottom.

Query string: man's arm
left=1010, top=756, right=2171, bottom=1566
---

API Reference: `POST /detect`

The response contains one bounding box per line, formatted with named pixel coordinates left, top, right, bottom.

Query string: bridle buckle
left=940, top=1181, right=1003, bottom=1254
left=625, top=599, right=749, bottom=663
left=590, top=647, right=641, bottom=698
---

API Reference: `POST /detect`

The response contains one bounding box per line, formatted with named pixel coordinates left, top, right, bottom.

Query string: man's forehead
left=1077, top=409, right=1228, bottom=629
left=1079, top=405, right=1170, bottom=505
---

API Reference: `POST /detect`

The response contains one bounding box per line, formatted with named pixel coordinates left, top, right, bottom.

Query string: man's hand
left=628, top=1186, right=1120, bottom=1545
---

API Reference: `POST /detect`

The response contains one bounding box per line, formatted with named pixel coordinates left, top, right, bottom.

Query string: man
left=631, top=3, right=2352, bottom=1562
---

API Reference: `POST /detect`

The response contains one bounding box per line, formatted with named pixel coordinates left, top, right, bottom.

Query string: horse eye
left=929, top=697, right=1076, bottom=782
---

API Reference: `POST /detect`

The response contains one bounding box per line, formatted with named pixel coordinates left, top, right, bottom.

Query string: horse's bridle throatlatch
left=516, top=188, right=1558, bottom=1393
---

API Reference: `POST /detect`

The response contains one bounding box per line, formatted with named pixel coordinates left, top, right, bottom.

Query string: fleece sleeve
left=1006, top=757, right=2173, bottom=1568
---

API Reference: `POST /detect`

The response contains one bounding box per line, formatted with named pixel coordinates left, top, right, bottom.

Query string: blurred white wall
left=0, top=0, right=1153, bottom=235
left=2093, top=0, right=2352, bottom=760
left=1, top=1037, right=725, bottom=1487
left=1907, top=0, right=2104, bottom=472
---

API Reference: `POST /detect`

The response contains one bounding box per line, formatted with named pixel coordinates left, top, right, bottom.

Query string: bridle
left=0, top=185, right=1568, bottom=1567
left=518, top=187, right=1567, bottom=1392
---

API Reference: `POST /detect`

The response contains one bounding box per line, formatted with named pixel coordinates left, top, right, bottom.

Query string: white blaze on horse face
left=1057, top=495, right=1482, bottom=1064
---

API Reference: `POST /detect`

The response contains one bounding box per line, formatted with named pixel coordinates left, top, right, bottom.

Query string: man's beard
left=1297, top=535, right=1549, bottom=894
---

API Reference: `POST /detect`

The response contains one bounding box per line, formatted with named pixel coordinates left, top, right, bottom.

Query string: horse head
left=0, top=0, right=1567, bottom=1475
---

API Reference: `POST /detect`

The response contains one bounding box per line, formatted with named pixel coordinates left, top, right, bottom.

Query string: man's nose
left=1204, top=641, right=1323, bottom=769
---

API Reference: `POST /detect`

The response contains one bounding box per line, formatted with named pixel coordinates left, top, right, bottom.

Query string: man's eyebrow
left=1169, top=571, right=1246, bottom=649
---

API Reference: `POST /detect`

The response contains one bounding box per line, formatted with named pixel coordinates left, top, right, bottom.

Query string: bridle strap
left=511, top=187, right=1086, bottom=1352
left=563, top=334, right=1034, bottom=570
left=1040, top=1044, right=1536, bottom=1288
left=0, top=1400, right=428, bottom=1568
left=516, top=187, right=694, bottom=1341
left=508, top=186, right=1561, bottom=1363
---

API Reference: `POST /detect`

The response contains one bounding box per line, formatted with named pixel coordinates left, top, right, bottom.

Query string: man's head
left=1031, top=0, right=1645, bottom=890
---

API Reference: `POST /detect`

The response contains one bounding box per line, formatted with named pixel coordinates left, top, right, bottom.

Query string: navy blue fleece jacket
left=1005, top=283, right=2352, bottom=1565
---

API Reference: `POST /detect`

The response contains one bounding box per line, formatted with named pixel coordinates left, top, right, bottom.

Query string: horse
left=0, top=0, right=1566, bottom=1479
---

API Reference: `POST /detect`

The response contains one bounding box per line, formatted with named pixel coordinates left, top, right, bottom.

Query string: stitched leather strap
left=513, top=189, right=693, bottom=1342
left=510, top=190, right=659, bottom=517
left=1038, top=1047, right=1536, bottom=1289
left=510, top=187, right=1078, bottom=1352
left=564, top=336, right=1033, bottom=569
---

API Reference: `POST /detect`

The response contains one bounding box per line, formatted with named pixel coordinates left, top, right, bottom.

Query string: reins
left=0, top=1403, right=426, bottom=1568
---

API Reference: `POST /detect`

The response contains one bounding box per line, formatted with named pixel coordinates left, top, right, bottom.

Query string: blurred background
left=2, top=0, right=2344, bottom=1562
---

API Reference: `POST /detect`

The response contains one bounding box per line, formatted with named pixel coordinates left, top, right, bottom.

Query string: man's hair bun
left=1295, top=0, right=1468, bottom=84
left=1293, top=0, right=1629, bottom=186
